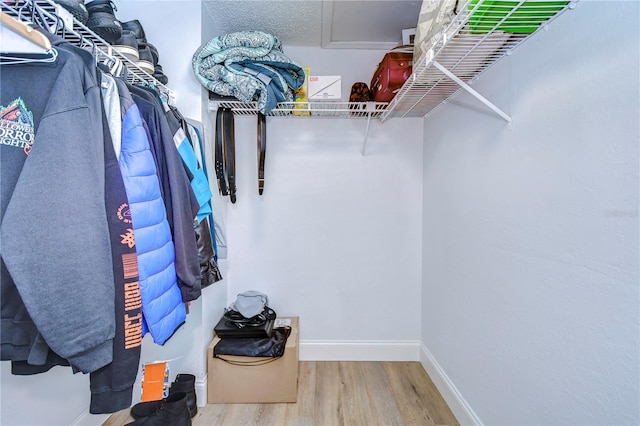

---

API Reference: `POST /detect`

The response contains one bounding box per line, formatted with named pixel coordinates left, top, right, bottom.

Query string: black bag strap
left=257, top=113, right=266, bottom=195
left=214, top=107, right=228, bottom=196
left=223, top=307, right=276, bottom=328
left=214, top=354, right=282, bottom=366
left=213, top=326, right=292, bottom=362
left=223, top=108, right=237, bottom=204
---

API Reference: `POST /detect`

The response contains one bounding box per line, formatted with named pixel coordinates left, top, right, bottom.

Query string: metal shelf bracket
left=432, top=60, right=511, bottom=123
left=361, top=113, right=373, bottom=156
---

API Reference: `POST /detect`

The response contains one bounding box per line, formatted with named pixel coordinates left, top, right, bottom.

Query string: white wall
left=215, top=46, right=425, bottom=358
left=420, top=2, right=639, bottom=425
left=0, top=363, right=91, bottom=425
left=223, top=115, right=424, bottom=353
left=198, top=4, right=426, bottom=353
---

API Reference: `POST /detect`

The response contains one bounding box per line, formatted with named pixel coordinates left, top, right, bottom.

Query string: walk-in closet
left=1, top=0, right=638, bottom=425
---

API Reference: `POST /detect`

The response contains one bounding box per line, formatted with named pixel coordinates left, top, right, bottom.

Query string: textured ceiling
left=202, top=0, right=421, bottom=49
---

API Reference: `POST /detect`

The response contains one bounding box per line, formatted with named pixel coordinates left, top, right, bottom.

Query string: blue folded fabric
left=228, top=62, right=291, bottom=113
left=192, top=31, right=305, bottom=114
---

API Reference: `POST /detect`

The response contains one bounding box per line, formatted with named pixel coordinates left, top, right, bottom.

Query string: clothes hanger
left=1, top=11, right=50, bottom=51
left=30, top=0, right=52, bottom=33
left=0, top=11, right=57, bottom=64
left=14, top=0, right=52, bottom=35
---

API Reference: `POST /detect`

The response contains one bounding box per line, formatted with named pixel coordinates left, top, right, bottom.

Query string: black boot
left=121, top=19, right=147, bottom=44
left=112, top=30, right=139, bottom=62
left=130, top=374, right=197, bottom=419
left=52, top=0, right=88, bottom=24
left=153, top=64, right=169, bottom=85
left=85, top=0, right=122, bottom=43
left=136, top=42, right=155, bottom=74
left=125, top=392, right=191, bottom=426
left=171, top=374, right=197, bottom=418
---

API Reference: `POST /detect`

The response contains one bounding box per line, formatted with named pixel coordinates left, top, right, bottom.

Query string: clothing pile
left=191, top=31, right=305, bottom=114
left=0, top=28, right=221, bottom=416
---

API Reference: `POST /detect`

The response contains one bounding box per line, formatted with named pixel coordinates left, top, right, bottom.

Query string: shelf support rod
left=432, top=60, right=511, bottom=124
left=361, top=113, right=373, bottom=156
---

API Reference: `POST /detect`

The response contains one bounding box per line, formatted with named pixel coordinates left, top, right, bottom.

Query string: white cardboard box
left=308, top=75, right=342, bottom=100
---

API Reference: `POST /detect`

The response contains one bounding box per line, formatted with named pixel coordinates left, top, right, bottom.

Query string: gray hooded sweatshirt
left=1, top=45, right=115, bottom=373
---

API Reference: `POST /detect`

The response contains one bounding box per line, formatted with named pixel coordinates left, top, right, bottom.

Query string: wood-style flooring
left=103, top=361, right=459, bottom=426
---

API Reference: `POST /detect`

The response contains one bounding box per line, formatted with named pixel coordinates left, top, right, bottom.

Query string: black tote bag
left=213, top=326, right=292, bottom=366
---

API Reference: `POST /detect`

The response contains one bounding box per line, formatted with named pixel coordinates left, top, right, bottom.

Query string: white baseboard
left=195, top=376, right=207, bottom=408
left=419, top=343, right=483, bottom=426
left=299, top=340, right=421, bottom=361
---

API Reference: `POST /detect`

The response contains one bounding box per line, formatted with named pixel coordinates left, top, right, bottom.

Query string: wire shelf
left=208, top=100, right=389, bottom=119
left=5, top=0, right=573, bottom=122
left=205, top=0, right=572, bottom=122
left=380, top=0, right=574, bottom=122
left=1, top=0, right=172, bottom=97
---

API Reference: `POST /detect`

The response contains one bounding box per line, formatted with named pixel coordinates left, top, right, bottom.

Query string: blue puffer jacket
left=114, top=79, right=186, bottom=345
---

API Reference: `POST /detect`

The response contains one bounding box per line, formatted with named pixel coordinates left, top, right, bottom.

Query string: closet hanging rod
left=0, top=0, right=174, bottom=101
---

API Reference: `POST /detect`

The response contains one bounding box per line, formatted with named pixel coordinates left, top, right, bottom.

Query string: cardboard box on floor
left=207, top=317, right=299, bottom=404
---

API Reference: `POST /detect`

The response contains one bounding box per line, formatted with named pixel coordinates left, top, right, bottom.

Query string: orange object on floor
left=140, top=362, right=168, bottom=402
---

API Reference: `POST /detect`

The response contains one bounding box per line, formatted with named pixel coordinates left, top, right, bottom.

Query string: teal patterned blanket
left=192, top=31, right=305, bottom=114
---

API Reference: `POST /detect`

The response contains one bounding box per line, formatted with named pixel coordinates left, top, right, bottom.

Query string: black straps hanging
left=214, top=108, right=229, bottom=197
left=257, top=113, right=266, bottom=195
left=214, top=108, right=268, bottom=202
left=214, top=107, right=236, bottom=203
left=222, top=108, right=237, bottom=204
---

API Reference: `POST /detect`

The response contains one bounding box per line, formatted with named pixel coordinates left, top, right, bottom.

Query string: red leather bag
left=370, top=46, right=413, bottom=103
